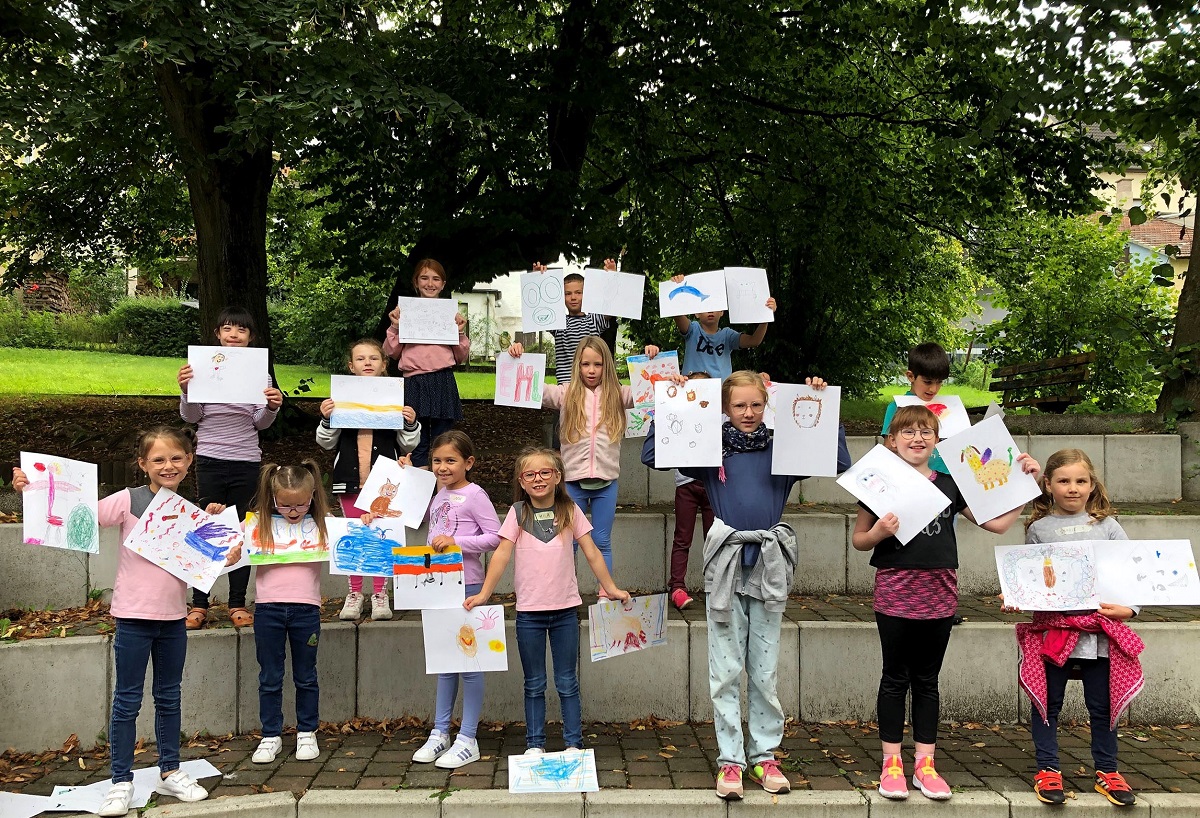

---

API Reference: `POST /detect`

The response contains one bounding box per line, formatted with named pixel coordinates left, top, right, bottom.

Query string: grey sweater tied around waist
left=702, top=518, right=798, bottom=622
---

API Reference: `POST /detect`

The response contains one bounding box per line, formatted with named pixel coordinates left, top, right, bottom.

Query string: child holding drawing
left=317, top=338, right=421, bottom=622
left=383, top=258, right=470, bottom=467
left=1003, top=449, right=1142, bottom=807
left=247, top=460, right=332, bottom=765
left=852, top=405, right=1039, bottom=802
left=666, top=274, right=775, bottom=380
left=13, top=427, right=237, bottom=816
left=464, top=446, right=629, bottom=754
left=177, top=306, right=283, bottom=629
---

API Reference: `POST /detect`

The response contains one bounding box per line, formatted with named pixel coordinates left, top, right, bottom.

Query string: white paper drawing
left=421, top=605, right=508, bottom=673
left=625, top=407, right=654, bottom=438
left=215, top=507, right=249, bottom=577
left=1094, top=539, right=1200, bottom=606
left=627, top=350, right=681, bottom=408
left=123, top=489, right=241, bottom=593
left=244, top=511, right=330, bottom=565
left=326, top=516, right=404, bottom=577
left=723, top=266, right=774, bottom=324
left=653, top=378, right=722, bottom=468
left=393, top=296, right=460, bottom=344
left=186, top=345, right=269, bottom=405
left=588, top=594, right=668, bottom=662
left=762, top=380, right=780, bottom=429
left=582, top=268, right=646, bottom=319
left=330, top=375, right=407, bottom=429
left=392, top=545, right=465, bottom=609
left=836, top=445, right=952, bottom=545
left=353, top=456, right=438, bottom=528
left=770, top=384, right=842, bottom=477
left=520, top=271, right=567, bottom=332
left=935, top=415, right=1041, bottom=524
left=19, top=452, right=99, bottom=553
left=508, top=749, right=599, bottom=793
left=995, top=542, right=1101, bottom=611
left=658, top=269, right=729, bottom=318
left=44, top=759, right=222, bottom=814
left=495, top=352, right=547, bottom=409
left=893, top=394, right=971, bottom=439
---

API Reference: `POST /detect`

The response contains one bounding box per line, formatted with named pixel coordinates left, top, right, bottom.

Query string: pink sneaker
left=912, top=756, right=952, bottom=800
left=878, top=754, right=908, bottom=800
left=670, top=588, right=694, bottom=611
left=716, top=764, right=743, bottom=800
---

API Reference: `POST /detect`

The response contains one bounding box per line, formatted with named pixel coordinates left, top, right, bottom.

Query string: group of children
left=9, top=259, right=1147, bottom=810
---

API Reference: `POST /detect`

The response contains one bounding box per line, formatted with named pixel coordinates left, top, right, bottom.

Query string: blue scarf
left=719, top=421, right=770, bottom=481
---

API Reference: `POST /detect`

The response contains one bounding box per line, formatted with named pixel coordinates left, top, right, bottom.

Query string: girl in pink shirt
left=246, top=460, right=331, bottom=766
left=465, top=447, right=629, bottom=754
left=13, top=427, right=237, bottom=816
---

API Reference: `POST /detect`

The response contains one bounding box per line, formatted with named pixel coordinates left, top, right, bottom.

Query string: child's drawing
left=935, top=415, right=1041, bottom=524
left=508, top=749, right=599, bottom=793
left=996, top=542, right=1100, bottom=611
left=624, top=408, right=654, bottom=438
left=588, top=593, right=668, bottom=662
left=657, top=269, right=729, bottom=318
left=627, top=351, right=680, bottom=408
left=421, top=604, right=508, bottom=673
left=494, top=352, right=547, bottom=409
left=894, top=394, right=970, bottom=439
left=1094, top=539, right=1200, bottom=606
left=123, top=488, right=241, bottom=593
left=857, top=470, right=893, bottom=494
left=392, top=545, right=465, bottom=609
left=581, top=268, right=646, bottom=319
left=770, top=384, right=842, bottom=477
left=723, top=266, right=774, bottom=324
left=353, top=455, right=438, bottom=528
left=329, top=374, right=407, bottom=429
left=960, top=445, right=1012, bottom=489
left=520, top=271, right=567, bottom=332
left=19, top=452, right=99, bottom=553
left=653, top=378, right=721, bottom=467
left=186, top=345, right=269, bottom=405
left=325, top=517, right=402, bottom=577
left=244, top=511, right=330, bottom=565
left=393, top=296, right=460, bottom=344
left=369, top=480, right=403, bottom=518
left=836, top=444, right=952, bottom=545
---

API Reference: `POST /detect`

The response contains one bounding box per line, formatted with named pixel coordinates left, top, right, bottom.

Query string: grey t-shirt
left=1025, top=511, right=1134, bottom=659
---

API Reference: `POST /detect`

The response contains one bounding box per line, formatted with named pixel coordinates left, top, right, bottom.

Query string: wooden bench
left=989, top=351, right=1097, bottom=412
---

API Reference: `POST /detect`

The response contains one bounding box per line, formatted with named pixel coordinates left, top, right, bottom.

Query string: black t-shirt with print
left=863, top=472, right=968, bottom=570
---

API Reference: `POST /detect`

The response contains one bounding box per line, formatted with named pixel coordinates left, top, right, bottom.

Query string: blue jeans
left=111, top=618, right=187, bottom=782
left=1031, top=658, right=1118, bottom=772
left=515, top=608, right=581, bottom=750
left=255, top=603, right=321, bottom=736
left=566, top=480, right=617, bottom=574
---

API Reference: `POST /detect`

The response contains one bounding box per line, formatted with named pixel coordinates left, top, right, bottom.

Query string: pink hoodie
left=542, top=383, right=633, bottom=481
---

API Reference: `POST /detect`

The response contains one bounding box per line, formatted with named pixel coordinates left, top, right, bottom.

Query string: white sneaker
left=97, top=782, right=135, bottom=817
left=413, top=730, right=451, bottom=763
left=155, top=769, right=208, bottom=802
left=252, top=736, right=283, bottom=763
left=295, top=731, right=320, bottom=761
left=370, top=592, right=392, bottom=621
left=340, top=591, right=364, bottom=620
left=524, top=747, right=545, bottom=756
left=435, top=735, right=480, bottom=769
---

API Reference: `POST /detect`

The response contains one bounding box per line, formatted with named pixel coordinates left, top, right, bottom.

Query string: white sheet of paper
left=0, top=791, right=53, bottom=818
left=658, top=270, right=729, bottom=317
left=762, top=380, right=780, bottom=429
left=244, top=511, right=330, bottom=565
left=124, top=489, right=240, bottom=593
left=836, top=445, right=951, bottom=545
left=935, top=415, right=1040, bottom=524
left=995, top=542, right=1101, bottom=611
left=624, top=408, right=653, bottom=438
left=353, top=456, right=438, bottom=528
left=495, top=353, right=547, bottom=409
left=394, top=296, right=460, bottom=343
left=627, top=350, right=680, bottom=409
left=186, top=345, right=269, bottom=405
left=44, top=759, right=222, bottom=813
left=723, top=266, right=773, bottom=324
left=421, top=605, right=508, bottom=673
left=770, top=384, right=842, bottom=477
left=392, top=545, right=465, bottom=609
left=330, top=375, right=407, bottom=429
left=652, top=378, right=722, bottom=468
left=1094, top=540, right=1200, bottom=606
left=520, top=271, right=567, bottom=332
left=581, top=268, right=645, bottom=319
left=508, top=749, right=599, bottom=793
left=984, top=401, right=1005, bottom=420
left=893, top=394, right=971, bottom=439
left=19, top=452, right=99, bottom=554
left=325, top=516, right=403, bottom=577
left=215, top=507, right=249, bottom=577
left=588, top=594, right=668, bottom=662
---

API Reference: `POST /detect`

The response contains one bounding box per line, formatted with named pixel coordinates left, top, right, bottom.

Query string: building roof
left=1122, top=215, right=1192, bottom=259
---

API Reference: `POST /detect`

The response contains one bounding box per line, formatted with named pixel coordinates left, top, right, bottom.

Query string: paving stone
left=627, top=776, right=673, bottom=789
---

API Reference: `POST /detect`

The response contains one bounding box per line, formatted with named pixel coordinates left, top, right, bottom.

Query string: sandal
left=185, top=607, right=208, bottom=630
left=229, top=607, right=254, bottom=628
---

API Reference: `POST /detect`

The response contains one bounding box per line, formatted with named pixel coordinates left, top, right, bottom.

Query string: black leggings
left=190, top=456, right=259, bottom=609
left=875, top=612, right=955, bottom=745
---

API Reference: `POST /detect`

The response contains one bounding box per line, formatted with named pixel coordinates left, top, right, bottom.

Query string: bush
left=107, top=296, right=200, bottom=357
left=0, top=295, right=118, bottom=350
left=271, top=274, right=390, bottom=370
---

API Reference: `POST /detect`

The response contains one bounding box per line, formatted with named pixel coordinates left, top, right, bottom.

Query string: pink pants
left=339, top=495, right=386, bottom=595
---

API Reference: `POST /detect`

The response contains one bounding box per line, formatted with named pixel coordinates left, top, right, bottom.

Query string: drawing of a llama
left=960, top=446, right=1012, bottom=490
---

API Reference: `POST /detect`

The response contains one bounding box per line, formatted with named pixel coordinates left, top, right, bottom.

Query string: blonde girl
left=13, top=427, right=235, bottom=816
left=247, top=461, right=331, bottom=765
left=383, top=259, right=469, bottom=467
left=464, top=447, right=629, bottom=753
left=317, top=338, right=420, bottom=621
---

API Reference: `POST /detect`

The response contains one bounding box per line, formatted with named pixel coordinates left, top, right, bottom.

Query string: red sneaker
left=912, top=755, right=952, bottom=800
left=1095, top=771, right=1136, bottom=806
left=670, top=588, right=694, bottom=611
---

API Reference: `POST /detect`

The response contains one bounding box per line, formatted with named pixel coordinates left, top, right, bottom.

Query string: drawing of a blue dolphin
left=668, top=284, right=709, bottom=301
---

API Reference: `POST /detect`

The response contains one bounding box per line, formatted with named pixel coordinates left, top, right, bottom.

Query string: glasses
left=896, top=428, right=936, bottom=440
left=729, top=401, right=766, bottom=413
left=274, top=497, right=312, bottom=513
left=146, top=455, right=188, bottom=467
left=519, top=468, right=557, bottom=482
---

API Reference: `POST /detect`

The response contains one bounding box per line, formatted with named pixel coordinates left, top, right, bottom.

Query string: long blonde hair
left=1026, top=448, right=1114, bottom=530
left=250, top=460, right=331, bottom=552
left=560, top=336, right=626, bottom=443
left=512, top=447, right=575, bottom=538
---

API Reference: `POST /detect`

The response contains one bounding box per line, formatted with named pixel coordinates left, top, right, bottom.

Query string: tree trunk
left=1157, top=204, right=1200, bottom=416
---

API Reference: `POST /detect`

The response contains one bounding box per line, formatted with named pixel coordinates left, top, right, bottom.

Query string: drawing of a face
left=857, top=470, right=890, bottom=494
left=792, top=395, right=822, bottom=428
left=457, top=624, right=478, bottom=657
left=667, top=413, right=683, bottom=434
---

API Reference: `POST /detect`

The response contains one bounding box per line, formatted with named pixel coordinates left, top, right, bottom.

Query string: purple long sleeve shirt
left=427, top=482, right=501, bottom=585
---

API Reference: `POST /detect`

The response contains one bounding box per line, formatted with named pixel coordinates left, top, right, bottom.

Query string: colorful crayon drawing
left=508, top=749, right=599, bottom=793
left=588, top=594, right=668, bottom=662
left=996, top=542, right=1100, bottom=611
left=658, top=270, right=729, bottom=318
left=495, top=352, right=547, bottom=409
left=960, top=445, right=1013, bottom=490
left=245, top=512, right=330, bottom=565
left=391, top=545, right=465, bottom=609
left=123, top=488, right=240, bottom=593
left=624, top=407, right=654, bottom=438
left=627, top=350, right=680, bottom=409
left=329, top=374, right=407, bottom=430
left=421, top=605, right=508, bottom=673
left=19, top=452, right=99, bottom=553
left=353, top=455, right=438, bottom=527
left=325, top=517, right=400, bottom=577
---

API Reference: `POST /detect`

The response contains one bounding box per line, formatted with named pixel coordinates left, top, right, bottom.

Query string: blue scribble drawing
left=334, top=521, right=399, bottom=576
left=667, top=283, right=709, bottom=301
left=508, top=749, right=599, bottom=793
left=184, top=521, right=237, bottom=561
